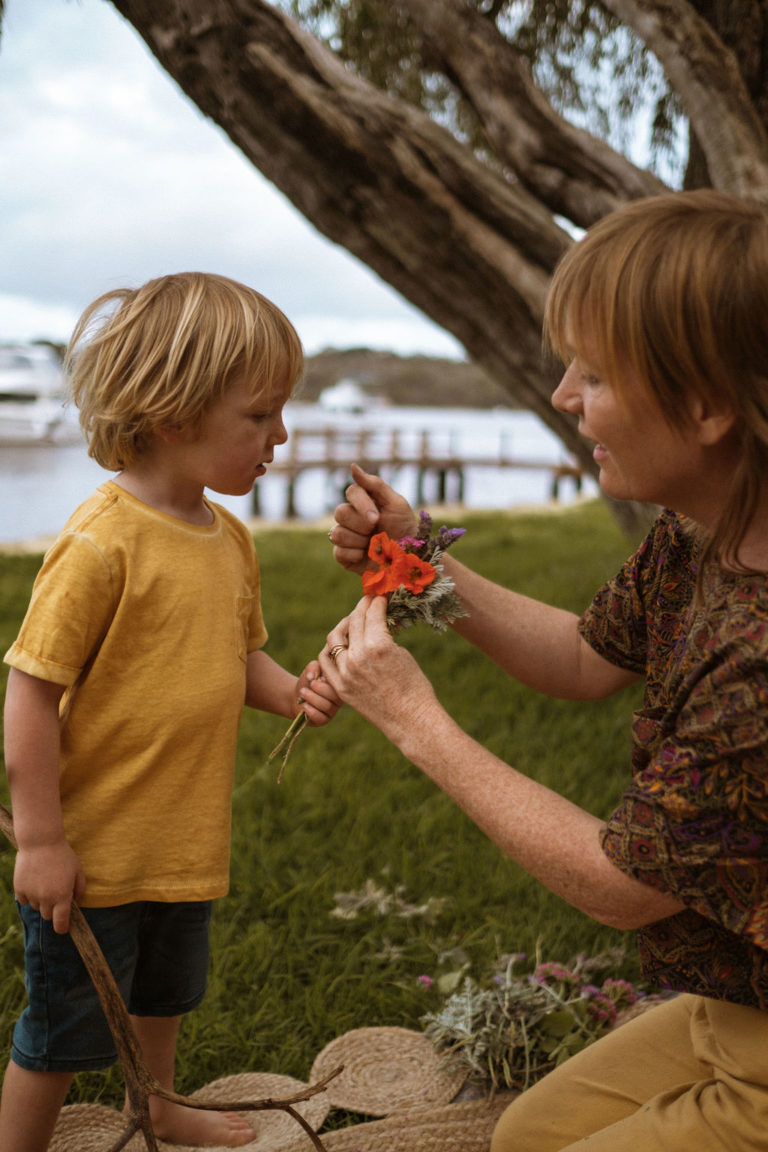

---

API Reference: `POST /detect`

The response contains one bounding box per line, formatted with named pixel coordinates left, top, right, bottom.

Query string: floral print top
left=579, top=510, right=768, bottom=1008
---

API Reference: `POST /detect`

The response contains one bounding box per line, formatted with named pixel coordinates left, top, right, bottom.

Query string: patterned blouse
left=579, top=510, right=768, bottom=1009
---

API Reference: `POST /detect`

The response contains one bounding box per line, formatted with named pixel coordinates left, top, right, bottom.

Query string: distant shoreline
left=0, top=498, right=589, bottom=556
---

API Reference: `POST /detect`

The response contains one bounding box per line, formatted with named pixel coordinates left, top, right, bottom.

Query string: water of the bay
left=0, top=404, right=595, bottom=545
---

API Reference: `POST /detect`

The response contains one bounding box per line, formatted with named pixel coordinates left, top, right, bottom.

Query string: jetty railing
left=255, top=425, right=583, bottom=519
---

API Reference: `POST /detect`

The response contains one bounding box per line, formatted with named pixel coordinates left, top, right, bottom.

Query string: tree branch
left=601, top=0, right=768, bottom=198
left=393, top=0, right=667, bottom=227
left=109, top=0, right=604, bottom=472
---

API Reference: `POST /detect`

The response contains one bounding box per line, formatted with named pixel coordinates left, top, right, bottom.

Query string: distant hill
left=37, top=340, right=519, bottom=410
left=297, top=348, right=519, bottom=409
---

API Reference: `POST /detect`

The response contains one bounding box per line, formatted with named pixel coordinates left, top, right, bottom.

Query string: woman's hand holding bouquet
left=269, top=465, right=467, bottom=778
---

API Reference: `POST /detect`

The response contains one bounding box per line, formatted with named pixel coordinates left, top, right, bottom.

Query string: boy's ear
left=155, top=423, right=188, bottom=445
left=689, top=395, right=737, bottom=447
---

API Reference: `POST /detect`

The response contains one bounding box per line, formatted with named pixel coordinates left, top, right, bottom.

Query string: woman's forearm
left=442, top=554, right=638, bottom=701
left=322, top=597, right=674, bottom=932
left=394, top=702, right=683, bottom=930
left=332, top=468, right=637, bottom=700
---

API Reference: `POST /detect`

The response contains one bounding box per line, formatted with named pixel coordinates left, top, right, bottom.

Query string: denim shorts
left=12, top=900, right=212, bottom=1073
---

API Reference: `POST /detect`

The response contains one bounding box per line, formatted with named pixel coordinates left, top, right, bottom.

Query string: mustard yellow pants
left=491, top=994, right=768, bottom=1152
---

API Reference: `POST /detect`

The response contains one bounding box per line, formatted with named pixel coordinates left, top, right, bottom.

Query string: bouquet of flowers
left=362, top=511, right=467, bottom=632
left=269, top=510, right=467, bottom=780
left=422, top=949, right=648, bottom=1091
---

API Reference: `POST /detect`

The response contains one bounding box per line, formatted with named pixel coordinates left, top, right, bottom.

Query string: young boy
left=0, top=272, right=340, bottom=1150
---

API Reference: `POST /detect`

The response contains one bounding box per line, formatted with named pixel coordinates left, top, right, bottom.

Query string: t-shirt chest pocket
left=235, top=595, right=255, bottom=662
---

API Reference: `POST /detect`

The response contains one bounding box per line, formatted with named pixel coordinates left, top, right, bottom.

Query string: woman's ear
left=689, top=395, right=737, bottom=447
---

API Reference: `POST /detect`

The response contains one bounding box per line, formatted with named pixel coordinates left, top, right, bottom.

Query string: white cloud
left=0, top=0, right=464, bottom=358
left=0, top=294, right=79, bottom=344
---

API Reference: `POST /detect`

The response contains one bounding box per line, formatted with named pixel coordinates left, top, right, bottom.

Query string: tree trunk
left=601, top=0, right=768, bottom=198
left=394, top=0, right=667, bottom=228
left=110, top=1, right=591, bottom=458
left=109, top=0, right=766, bottom=535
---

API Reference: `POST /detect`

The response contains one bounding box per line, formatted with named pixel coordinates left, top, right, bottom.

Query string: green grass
left=0, top=500, right=647, bottom=1108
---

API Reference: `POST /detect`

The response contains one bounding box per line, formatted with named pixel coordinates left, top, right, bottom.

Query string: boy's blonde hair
left=66, top=272, right=304, bottom=470
left=544, top=190, right=768, bottom=570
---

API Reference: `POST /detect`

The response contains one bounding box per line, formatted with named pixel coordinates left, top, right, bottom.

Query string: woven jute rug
left=50, top=1072, right=332, bottom=1152
left=50, top=1093, right=515, bottom=1152
left=49, top=1104, right=129, bottom=1152
left=309, top=1026, right=467, bottom=1117
left=187, top=1073, right=332, bottom=1151
left=48, top=1029, right=511, bottom=1152
left=273, top=1095, right=515, bottom=1152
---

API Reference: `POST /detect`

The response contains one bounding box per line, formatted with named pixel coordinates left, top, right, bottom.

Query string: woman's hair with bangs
left=544, top=190, right=768, bottom=571
left=66, top=272, right=304, bottom=470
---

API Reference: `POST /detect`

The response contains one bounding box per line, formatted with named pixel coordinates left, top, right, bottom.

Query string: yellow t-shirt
left=4, top=481, right=267, bottom=907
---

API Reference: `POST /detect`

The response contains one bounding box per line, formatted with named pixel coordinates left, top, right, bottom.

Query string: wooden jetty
left=254, top=425, right=583, bottom=519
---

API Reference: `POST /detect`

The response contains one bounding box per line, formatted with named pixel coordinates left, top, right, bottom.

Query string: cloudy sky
left=0, top=0, right=463, bottom=358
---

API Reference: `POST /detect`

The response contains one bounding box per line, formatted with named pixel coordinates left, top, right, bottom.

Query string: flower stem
left=268, top=711, right=308, bottom=783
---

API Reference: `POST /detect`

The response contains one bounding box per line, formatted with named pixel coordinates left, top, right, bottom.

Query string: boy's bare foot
left=148, top=1101, right=255, bottom=1147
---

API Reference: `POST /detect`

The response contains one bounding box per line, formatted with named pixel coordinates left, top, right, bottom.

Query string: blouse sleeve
left=601, top=641, right=768, bottom=951
left=578, top=510, right=699, bottom=677
left=577, top=518, right=657, bottom=675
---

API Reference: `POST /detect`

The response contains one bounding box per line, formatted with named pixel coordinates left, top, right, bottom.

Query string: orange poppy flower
left=368, top=532, right=401, bottom=567
left=394, top=552, right=436, bottom=594
left=363, top=532, right=403, bottom=595
left=362, top=564, right=401, bottom=595
left=362, top=531, right=436, bottom=596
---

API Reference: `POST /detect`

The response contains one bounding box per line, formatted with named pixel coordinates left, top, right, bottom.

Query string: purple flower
left=437, top=526, right=466, bottom=549
left=418, top=974, right=435, bottom=987
left=580, top=985, right=618, bottom=1027
left=601, top=978, right=639, bottom=1005
left=416, top=510, right=433, bottom=540
left=533, top=961, right=577, bottom=986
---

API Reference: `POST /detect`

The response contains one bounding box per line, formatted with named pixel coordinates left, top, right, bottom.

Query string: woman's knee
left=490, top=1087, right=563, bottom=1152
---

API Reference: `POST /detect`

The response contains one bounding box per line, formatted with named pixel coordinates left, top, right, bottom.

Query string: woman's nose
left=551, top=361, right=582, bottom=415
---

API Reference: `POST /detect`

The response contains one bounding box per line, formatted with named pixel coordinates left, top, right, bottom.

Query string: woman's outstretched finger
left=325, top=613, right=352, bottom=654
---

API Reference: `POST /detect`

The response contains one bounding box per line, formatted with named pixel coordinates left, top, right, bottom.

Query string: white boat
left=0, top=344, right=80, bottom=445
left=317, top=377, right=387, bottom=413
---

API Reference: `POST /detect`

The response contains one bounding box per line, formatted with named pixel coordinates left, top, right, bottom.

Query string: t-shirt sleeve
left=246, top=590, right=268, bottom=652
left=601, top=650, right=768, bottom=951
left=4, top=532, right=117, bottom=687
left=243, top=535, right=268, bottom=653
